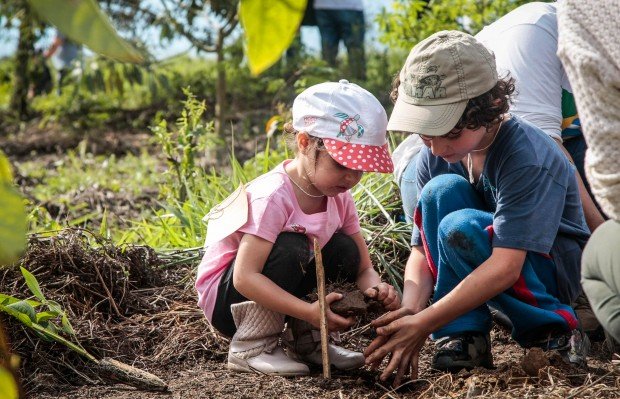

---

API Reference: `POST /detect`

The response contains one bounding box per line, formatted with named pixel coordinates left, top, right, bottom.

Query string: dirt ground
left=6, top=233, right=619, bottom=399
left=3, top=126, right=620, bottom=399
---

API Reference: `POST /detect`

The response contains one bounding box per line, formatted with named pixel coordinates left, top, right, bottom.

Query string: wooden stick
left=314, top=237, right=331, bottom=379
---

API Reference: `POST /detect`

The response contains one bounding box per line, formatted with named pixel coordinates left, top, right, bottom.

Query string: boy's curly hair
left=389, top=73, right=515, bottom=132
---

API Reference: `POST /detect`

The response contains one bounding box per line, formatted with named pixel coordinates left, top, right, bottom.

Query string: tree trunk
left=10, top=1, right=35, bottom=121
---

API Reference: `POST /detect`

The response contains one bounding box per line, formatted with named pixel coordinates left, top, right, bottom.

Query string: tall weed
left=150, top=88, right=220, bottom=204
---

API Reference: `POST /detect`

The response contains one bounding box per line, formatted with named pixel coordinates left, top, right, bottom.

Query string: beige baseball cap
left=387, top=30, right=498, bottom=136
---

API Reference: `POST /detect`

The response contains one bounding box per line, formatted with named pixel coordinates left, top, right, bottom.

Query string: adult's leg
left=314, top=9, right=340, bottom=67
left=582, top=220, right=620, bottom=342
left=212, top=233, right=310, bottom=337
left=339, top=10, right=366, bottom=81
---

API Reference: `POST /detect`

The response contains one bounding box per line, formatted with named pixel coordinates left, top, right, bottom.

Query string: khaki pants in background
left=582, top=220, right=620, bottom=343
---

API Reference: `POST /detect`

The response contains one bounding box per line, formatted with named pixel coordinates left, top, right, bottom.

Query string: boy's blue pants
left=414, top=174, right=579, bottom=345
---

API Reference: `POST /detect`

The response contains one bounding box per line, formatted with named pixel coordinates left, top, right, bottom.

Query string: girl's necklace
left=286, top=171, right=325, bottom=198
left=466, top=117, right=505, bottom=184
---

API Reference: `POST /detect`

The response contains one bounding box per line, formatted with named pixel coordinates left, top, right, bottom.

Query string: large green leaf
left=0, top=294, right=40, bottom=308
left=239, top=0, right=306, bottom=75
left=0, top=152, right=27, bottom=267
left=28, top=0, right=144, bottom=63
left=6, top=301, right=37, bottom=323
left=20, top=267, right=46, bottom=302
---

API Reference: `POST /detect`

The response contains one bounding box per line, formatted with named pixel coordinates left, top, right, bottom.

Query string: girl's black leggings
left=211, top=232, right=360, bottom=337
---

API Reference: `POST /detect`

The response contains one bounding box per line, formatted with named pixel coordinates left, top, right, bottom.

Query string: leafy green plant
left=151, top=88, right=219, bottom=203
left=1, top=266, right=168, bottom=391
left=0, top=267, right=95, bottom=361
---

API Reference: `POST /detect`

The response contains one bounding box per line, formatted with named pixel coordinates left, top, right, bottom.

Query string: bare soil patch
left=0, top=122, right=153, bottom=158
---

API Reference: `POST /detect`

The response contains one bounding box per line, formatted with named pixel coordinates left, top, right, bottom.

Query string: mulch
left=1, top=230, right=619, bottom=398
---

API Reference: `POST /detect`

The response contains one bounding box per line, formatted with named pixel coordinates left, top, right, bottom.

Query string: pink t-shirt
left=195, top=161, right=361, bottom=322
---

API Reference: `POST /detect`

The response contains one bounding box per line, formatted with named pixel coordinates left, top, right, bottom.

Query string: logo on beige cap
left=403, top=65, right=447, bottom=100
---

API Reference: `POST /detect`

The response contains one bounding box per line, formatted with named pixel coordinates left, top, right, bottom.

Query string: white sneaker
left=284, top=323, right=365, bottom=371
left=228, top=345, right=310, bottom=376
left=299, top=342, right=365, bottom=370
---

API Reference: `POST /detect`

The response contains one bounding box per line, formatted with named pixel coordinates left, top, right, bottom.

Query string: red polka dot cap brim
left=323, top=139, right=394, bottom=173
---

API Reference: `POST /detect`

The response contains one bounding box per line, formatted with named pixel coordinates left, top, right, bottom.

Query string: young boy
left=364, top=30, right=591, bottom=385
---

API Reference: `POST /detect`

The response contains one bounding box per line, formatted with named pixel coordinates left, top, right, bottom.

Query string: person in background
left=557, top=0, right=620, bottom=348
left=284, top=0, right=316, bottom=70
left=314, top=0, right=366, bottom=81
left=28, top=49, right=53, bottom=98
left=365, top=30, right=590, bottom=386
left=44, top=29, right=79, bottom=94
left=196, top=80, right=400, bottom=376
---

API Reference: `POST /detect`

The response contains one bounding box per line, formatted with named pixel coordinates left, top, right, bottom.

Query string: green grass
left=17, top=103, right=411, bottom=289
left=18, top=149, right=163, bottom=199
left=17, top=147, right=164, bottom=236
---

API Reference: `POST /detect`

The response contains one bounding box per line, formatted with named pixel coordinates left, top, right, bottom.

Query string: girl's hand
left=307, top=292, right=356, bottom=332
left=364, top=283, right=401, bottom=311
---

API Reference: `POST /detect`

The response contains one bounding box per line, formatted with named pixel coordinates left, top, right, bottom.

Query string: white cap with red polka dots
left=292, top=80, right=394, bottom=173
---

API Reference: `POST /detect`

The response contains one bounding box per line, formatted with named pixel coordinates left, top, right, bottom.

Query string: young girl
left=196, top=80, right=401, bottom=376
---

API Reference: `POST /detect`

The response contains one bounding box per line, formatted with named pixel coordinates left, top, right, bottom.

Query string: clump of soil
left=330, top=289, right=369, bottom=317
left=305, top=282, right=384, bottom=319
left=520, top=346, right=581, bottom=377
left=521, top=347, right=551, bottom=376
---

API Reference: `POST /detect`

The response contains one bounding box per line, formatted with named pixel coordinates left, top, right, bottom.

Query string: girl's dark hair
left=282, top=122, right=326, bottom=168
left=389, top=74, right=515, bottom=132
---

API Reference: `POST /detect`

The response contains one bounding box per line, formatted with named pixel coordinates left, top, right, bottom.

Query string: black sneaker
left=431, top=332, right=493, bottom=372
left=526, top=328, right=590, bottom=368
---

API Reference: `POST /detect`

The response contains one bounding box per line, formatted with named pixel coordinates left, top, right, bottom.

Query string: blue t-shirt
left=412, top=115, right=590, bottom=303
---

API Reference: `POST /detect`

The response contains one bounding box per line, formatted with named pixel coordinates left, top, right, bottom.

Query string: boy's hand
left=364, top=283, right=401, bottom=311
left=371, top=307, right=415, bottom=328
left=364, top=312, right=429, bottom=387
left=308, top=292, right=356, bottom=332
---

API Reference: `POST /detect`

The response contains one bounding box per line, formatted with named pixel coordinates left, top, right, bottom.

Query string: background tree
left=377, top=0, right=531, bottom=50
left=153, top=0, right=238, bottom=140
left=2, top=0, right=39, bottom=121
